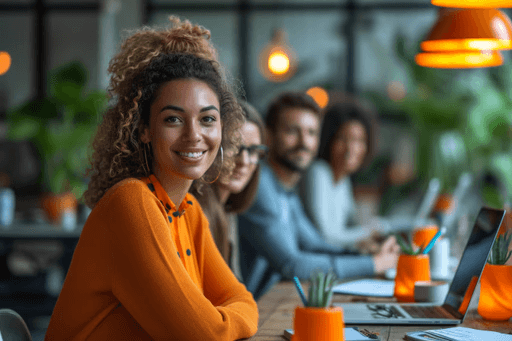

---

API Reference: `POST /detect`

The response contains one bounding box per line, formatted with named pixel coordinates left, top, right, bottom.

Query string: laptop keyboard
left=401, top=305, right=454, bottom=319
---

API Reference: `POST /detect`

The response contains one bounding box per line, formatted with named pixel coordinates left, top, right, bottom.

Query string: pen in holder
left=292, top=271, right=345, bottom=341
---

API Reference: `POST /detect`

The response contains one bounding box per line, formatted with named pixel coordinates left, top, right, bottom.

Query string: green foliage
left=306, top=270, right=338, bottom=308
left=365, top=31, right=512, bottom=206
left=6, top=61, right=107, bottom=198
left=395, top=233, right=423, bottom=255
left=488, top=231, right=512, bottom=265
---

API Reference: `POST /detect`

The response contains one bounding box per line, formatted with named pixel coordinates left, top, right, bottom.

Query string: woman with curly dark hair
left=45, top=16, right=258, bottom=340
left=191, top=100, right=267, bottom=280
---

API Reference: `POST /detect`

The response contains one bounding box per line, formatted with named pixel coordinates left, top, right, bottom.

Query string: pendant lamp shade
left=421, top=9, right=512, bottom=52
left=432, top=0, right=512, bottom=8
left=415, top=50, right=503, bottom=68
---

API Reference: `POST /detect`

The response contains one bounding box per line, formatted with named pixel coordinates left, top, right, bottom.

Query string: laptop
left=335, top=207, right=506, bottom=325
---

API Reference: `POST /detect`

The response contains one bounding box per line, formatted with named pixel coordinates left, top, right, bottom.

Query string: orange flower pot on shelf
left=412, top=225, right=439, bottom=249
left=292, top=306, right=344, bottom=341
left=478, top=264, right=512, bottom=321
left=394, top=254, right=431, bottom=302
left=41, top=192, right=77, bottom=224
left=433, top=193, right=453, bottom=214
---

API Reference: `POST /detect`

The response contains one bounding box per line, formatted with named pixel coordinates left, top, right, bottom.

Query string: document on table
left=332, top=279, right=395, bottom=297
left=406, top=327, right=512, bottom=341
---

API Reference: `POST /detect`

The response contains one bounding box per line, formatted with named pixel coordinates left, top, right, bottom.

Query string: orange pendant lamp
left=421, top=9, right=512, bottom=52
left=415, top=8, right=512, bottom=68
left=432, top=0, right=512, bottom=8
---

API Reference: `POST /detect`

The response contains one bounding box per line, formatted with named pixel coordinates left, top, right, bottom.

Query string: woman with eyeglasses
left=192, top=100, right=267, bottom=279
left=44, top=17, right=258, bottom=340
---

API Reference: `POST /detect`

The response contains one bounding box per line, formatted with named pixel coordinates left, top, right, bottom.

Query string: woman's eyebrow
left=160, top=105, right=184, bottom=113
left=200, top=105, right=219, bottom=113
left=159, top=105, right=219, bottom=113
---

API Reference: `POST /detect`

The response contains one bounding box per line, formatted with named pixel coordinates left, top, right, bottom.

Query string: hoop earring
left=143, top=142, right=151, bottom=176
left=204, top=146, right=223, bottom=184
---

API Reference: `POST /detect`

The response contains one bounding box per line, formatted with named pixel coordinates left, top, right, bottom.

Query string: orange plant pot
left=413, top=225, right=439, bottom=249
left=433, top=194, right=452, bottom=213
left=41, top=192, right=77, bottom=224
left=477, top=264, right=512, bottom=321
left=394, top=254, right=431, bottom=302
left=292, top=306, right=345, bottom=341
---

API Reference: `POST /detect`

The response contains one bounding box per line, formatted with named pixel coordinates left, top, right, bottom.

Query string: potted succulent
left=6, top=61, right=107, bottom=226
left=292, top=270, right=344, bottom=341
left=478, top=230, right=512, bottom=321
left=394, top=234, right=431, bottom=302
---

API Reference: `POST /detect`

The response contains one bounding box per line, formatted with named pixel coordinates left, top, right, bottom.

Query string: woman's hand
left=356, top=231, right=386, bottom=255
left=372, top=235, right=400, bottom=275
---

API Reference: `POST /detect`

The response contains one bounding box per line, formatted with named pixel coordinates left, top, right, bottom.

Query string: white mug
left=414, top=281, right=449, bottom=303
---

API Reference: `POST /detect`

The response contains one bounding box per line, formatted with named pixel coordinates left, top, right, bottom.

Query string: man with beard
left=238, top=92, right=399, bottom=300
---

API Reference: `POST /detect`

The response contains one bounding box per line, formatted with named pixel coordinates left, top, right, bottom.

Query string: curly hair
left=84, top=16, right=244, bottom=208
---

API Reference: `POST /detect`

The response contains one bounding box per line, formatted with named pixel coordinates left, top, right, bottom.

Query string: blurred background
left=1, top=0, right=512, bottom=339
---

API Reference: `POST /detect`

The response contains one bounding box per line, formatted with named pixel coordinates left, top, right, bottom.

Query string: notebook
left=283, top=327, right=380, bottom=340
left=334, top=207, right=505, bottom=325
left=406, top=327, right=512, bottom=341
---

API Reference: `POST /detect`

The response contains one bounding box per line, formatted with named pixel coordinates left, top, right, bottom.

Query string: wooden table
left=250, top=281, right=512, bottom=340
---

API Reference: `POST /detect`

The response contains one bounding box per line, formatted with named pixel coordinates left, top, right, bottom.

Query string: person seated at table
left=44, top=16, right=258, bottom=340
left=191, top=100, right=267, bottom=280
left=298, top=98, right=383, bottom=251
left=238, top=92, right=399, bottom=300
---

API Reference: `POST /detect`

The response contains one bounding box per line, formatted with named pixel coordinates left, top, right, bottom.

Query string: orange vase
left=292, top=306, right=345, bottom=341
left=394, top=254, right=431, bottom=302
left=413, top=225, right=439, bottom=249
left=477, top=264, right=512, bottom=321
left=41, top=192, right=77, bottom=224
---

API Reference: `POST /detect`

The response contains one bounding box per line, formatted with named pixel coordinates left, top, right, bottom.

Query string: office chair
left=0, top=309, right=32, bottom=341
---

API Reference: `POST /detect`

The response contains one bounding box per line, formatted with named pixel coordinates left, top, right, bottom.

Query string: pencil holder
left=412, top=225, right=438, bottom=249
left=292, top=306, right=344, bottom=341
left=394, top=254, right=431, bottom=302
left=477, top=264, right=512, bottom=321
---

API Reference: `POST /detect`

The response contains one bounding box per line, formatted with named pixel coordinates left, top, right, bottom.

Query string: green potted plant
left=292, top=270, right=345, bottom=341
left=6, top=61, right=107, bottom=225
left=478, top=230, right=512, bottom=321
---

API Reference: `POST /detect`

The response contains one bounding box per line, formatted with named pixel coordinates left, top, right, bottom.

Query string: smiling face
left=270, top=107, right=320, bottom=172
left=330, top=120, right=368, bottom=177
left=218, top=121, right=262, bottom=195
left=140, top=78, right=222, bottom=182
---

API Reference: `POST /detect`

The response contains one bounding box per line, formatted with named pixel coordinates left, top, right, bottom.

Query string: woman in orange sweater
left=44, top=16, right=259, bottom=340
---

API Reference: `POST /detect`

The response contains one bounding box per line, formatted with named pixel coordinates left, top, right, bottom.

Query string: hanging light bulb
left=0, top=51, right=11, bottom=76
left=420, top=9, right=512, bottom=52
left=432, top=0, right=512, bottom=8
left=306, top=86, right=329, bottom=108
left=415, top=50, right=503, bottom=68
left=258, top=28, right=297, bottom=82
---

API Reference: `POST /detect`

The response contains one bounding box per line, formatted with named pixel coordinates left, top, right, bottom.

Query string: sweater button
left=186, top=249, right=191, bottom=256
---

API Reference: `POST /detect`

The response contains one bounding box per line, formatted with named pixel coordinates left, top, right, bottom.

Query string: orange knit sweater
left=44, top=175, right=259, bottom=340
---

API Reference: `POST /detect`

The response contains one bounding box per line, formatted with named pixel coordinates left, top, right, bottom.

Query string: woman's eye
left=202, top=116, right=217, bottom=124
left=165, top=116, right=181, bottom=124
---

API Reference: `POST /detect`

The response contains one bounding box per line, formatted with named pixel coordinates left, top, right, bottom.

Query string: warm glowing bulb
left=306, top=87, right=329, bottom=108
left=0, top=51, right=11, bottom=75
left=268, top=52, right=290, bottom=75
left=415, top=51, right=503, bottom=68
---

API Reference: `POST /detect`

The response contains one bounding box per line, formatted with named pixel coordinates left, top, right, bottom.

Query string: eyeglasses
left=366, top=304, right=403, bottom=319
left=236, top=144, right=268, bottom=164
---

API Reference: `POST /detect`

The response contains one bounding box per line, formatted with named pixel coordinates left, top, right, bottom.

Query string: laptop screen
left=443, top=207, right=505, bottom=317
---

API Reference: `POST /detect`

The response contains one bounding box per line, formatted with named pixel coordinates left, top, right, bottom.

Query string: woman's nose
left=237, top=149, right=251, bottom=165
left=183, top=121, right=201, bottom=141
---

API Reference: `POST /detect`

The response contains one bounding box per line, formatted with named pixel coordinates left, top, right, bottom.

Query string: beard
left=275, top=147, right=313, bottom=173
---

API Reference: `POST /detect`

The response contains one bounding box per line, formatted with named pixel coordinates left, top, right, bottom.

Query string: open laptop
left=335, top=207, right=506, bottom=325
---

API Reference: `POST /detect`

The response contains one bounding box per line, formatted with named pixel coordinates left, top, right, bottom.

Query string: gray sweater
left=238, top=162, right=374, bottom=300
